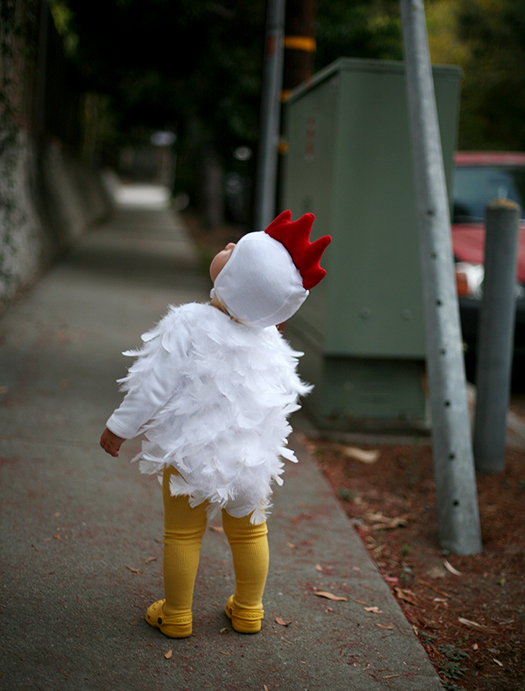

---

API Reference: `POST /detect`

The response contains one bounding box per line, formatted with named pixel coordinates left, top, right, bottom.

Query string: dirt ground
left=184, top=212, right=525, bottom=691
left=304, top=434, right=524, bottom=691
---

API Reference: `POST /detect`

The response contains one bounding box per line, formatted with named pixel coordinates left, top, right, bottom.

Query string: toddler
left=100, top=210, right=331, bottom=638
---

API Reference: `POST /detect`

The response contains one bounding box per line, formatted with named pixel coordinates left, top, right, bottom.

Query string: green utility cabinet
left=282, top=58, right=461, bottom=431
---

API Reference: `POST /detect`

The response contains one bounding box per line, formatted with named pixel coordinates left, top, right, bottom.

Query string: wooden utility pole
left=282, top=0, right=317, bottom=100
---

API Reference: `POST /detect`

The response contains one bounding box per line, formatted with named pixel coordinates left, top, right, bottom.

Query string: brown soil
left=184, top=211, right=525, bottom=690
left=306, top=435, right=525, bottom=691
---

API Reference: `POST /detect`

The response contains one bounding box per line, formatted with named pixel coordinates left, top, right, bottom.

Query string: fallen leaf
left=273, top=610, right=292, bottom=626
left=219, top=651, right=230, bottom=655
left=366, top=512, right=409, bottom=531
left=286, top=542, right=295, bottom=549
left=376, top=623, right=395, bottom=630
left=417, top=579, right=451, bottom=598
left=264, top=686, right=269, bottom=691
left=493, top=658, right=503, bottom=667
left=353, top=599, right=368, bottom=605
left=53, top=534, right=61, bottom=541
left=383, top=675, right=401, bottom=679
left=473, top=643, right=479, bottom=651
left=129, top=620, right=139, bottom=626
left=341, top=446, right=381, bottom=464
left=220, top=627, right=228, bottom=633
left=443, top=560, right=462, bottom=576
left=125, top=565, right=140, bottom=574
left=145, top=556, right=157, bottom=564
left=164, top=649, right=172, bottom=659
left=315, top=564, right=323, bottom=572
left=365, top=606, right=382, bottom=613
left=384, top=576, right=399, bottom=584
left=458, top=617, right=498, bottom=634
left=314, top=591, right=348, bottom=602
left=394, top=587, right=417, bottom=605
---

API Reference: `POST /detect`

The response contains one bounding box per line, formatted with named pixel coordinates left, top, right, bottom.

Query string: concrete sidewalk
left=0, top=184, right=444, bottom=690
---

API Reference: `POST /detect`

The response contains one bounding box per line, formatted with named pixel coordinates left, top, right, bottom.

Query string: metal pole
left=254, top=0, right=286, bottom=230
left=474, top=199, right=520, bottom=473
left=400, top=0, right=482, bottom=555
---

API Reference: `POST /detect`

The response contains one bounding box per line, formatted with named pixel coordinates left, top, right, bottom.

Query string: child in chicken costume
left=100, top=210, right=331, bottom=637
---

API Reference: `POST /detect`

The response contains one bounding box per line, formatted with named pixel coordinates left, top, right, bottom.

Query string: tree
left=425, top=0, right=525, bottom=150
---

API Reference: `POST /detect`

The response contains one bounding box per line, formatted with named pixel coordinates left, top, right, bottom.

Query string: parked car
left=452, top=152, right=525, bottom=367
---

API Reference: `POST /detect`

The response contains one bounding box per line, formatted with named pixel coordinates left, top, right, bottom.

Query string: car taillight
left=455, top=269, right=470, bottom=297
left=454, top=263, right=484, bottom=299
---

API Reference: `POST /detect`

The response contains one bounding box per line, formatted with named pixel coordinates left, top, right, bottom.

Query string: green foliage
left=337, top=487, right=351, bottom=501
left=438, top=660, right=466, bottom=680
left=315, top=0, right=403, bottom=68
left=66, top=0, right=266, bottom=157
left=426, top=0, right=525, bottom=150
left=0, top=0, right=32, bottom=294
left=439, top=644, right=469, bottom=662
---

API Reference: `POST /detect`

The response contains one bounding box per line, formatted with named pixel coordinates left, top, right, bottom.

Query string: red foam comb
left=264, top=210, right=331, bottom=290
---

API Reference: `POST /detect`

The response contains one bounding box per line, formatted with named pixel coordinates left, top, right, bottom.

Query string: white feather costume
left=106, top=302, right=311, bottom=524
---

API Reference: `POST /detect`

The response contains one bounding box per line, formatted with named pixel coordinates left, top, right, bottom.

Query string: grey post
left=400, top=0, right=482, bottom=554
left=474, top=199, right=520, bottom=473
left=254, top=0, right=286, bottom=230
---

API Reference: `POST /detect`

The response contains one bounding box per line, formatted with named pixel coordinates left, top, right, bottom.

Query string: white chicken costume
left=106, top=210, right=331, bottom=524
left=104, top=210, right=331, bottom=639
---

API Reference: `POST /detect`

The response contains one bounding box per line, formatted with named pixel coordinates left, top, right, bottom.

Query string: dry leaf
left=341, top=446, right=381, bottom=464
left=220, top=627, right=228, bottom=633
left=264, top=686, right=269, bottom=691
left=53, top=534, right=62, bottom=541
left=383, top=675, right=401, bottom=679
left=286, top=542, right=295, bottom=549
left=473, top=643, right=479, bottom=651
left=125, top=565, right=140, bottom=574
left=394, top=587, right=417, bottom=605
left=314, top=591, right=348, bottom=602
left=273, top=610, right=292, bottom=626
left=364, top=606, right=382, bottom=613
left=493, top=658, right=503, bottom=667
left=129, top=620, right=139, bottom=626
left=315, top=563, right=323, bottom=572
left=145, top=556, right=157, bottom=564
left=366, top=512, right=409, bottom=531
left=458, top=617, right=484, bottom=629
left=443, top=560, right=462, bottom=576
left=164, top=649, right=172, bottom=659
left=417, top=579, right=451, bottom=598
left=376, top=623, right=395, bottom=630
left=458, top=617, right=497, bottom=634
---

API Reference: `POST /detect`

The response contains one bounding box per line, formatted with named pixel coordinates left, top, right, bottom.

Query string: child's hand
left=100, top=427, right=126, bottom=457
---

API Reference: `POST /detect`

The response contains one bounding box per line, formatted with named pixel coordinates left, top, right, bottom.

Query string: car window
left=453, top=165, right=525, bottom=222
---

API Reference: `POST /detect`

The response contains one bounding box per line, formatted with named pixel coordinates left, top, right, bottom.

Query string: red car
left=452, top=151, right=525, bottom=362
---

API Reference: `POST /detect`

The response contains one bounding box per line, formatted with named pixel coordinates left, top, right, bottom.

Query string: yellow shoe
left=146, top=599, right=192, bottom=638
left=225, top=595, right=264, bottom=634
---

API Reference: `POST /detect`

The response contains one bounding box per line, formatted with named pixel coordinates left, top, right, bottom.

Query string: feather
left=109, top=302, right=311, bottom=520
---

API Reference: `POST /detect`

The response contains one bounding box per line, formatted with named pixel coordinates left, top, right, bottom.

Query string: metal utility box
left=282, top=58, right=461, bottom=431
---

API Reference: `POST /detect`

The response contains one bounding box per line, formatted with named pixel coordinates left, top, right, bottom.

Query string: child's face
left=209, top=242, right=236, bottom=282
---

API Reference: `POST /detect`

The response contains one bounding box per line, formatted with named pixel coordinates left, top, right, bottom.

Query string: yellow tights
left=156, top=467, right=269, bottom=636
